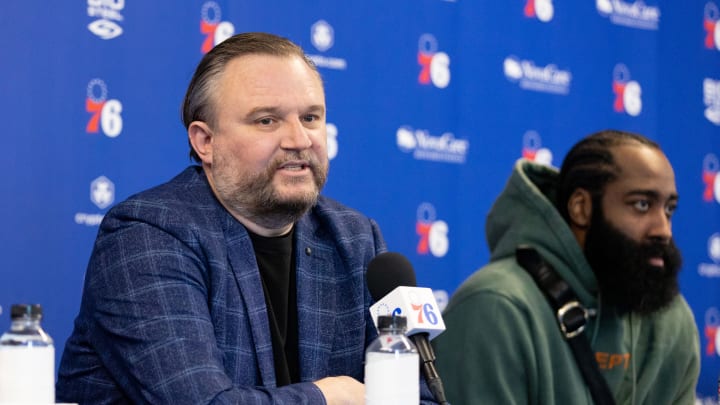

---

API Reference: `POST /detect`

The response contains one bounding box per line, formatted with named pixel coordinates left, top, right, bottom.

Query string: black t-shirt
left=247, top=228, right=299, bottom=386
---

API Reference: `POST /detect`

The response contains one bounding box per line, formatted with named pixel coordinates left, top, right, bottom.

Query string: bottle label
left=0, top=345, right=55, bottom=403
left=364, top=352, right=419, bottom=405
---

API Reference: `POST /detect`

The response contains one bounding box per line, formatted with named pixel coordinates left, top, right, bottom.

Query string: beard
left=584, top=208, right=682, bottom=315
left=212, top=150, right=328, bottom=230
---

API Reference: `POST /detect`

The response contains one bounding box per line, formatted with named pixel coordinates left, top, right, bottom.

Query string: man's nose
left=280, top=119, right=313, bottom=150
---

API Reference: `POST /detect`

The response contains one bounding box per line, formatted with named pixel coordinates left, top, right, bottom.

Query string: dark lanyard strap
left=515, top=245, right=616, bottom=405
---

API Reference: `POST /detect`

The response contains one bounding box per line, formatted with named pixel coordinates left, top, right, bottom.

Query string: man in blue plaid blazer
left=57, top=32, right=437, bottom=404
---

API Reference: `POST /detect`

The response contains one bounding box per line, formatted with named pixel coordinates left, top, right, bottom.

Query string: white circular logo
left=91, top=176, right=115, bottom=209
left=623, top=80, right=642, bottom=117
left=327, top=123, right=338, bottom=160
left=311, top=20, right=334, bottom=52
left=397, top=127, right=417, bottom=152
left=710, top=233, right=720, bottom=262
left=504, top=57, right=523, bottom=81
left=535, top=0, right=554, bottom=22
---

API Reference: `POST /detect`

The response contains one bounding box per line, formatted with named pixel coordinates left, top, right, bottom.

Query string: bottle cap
left=377, top=315, right=407, bottom=332
left=10, top=304, right=43, bottom=320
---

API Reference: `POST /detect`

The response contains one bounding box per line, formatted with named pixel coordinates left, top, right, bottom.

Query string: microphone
left=366, top=252, right=449, bottom=405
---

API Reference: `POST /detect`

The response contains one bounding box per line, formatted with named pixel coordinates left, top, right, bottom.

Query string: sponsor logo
left=521, top=130, right=554, bottom=166
left=307, top=20, right=347, bottom=70
left=612, top=64, right=642, bottom=117
left=704, top=307, right=720, bottom=357
left=703, top=78, right=720, bottom=125
left=75, top=176, right=114, bottom=226
left=86, top=78, right=123, bottom=138
left=503, top=55, right=572, bottom=95
left=327, top=123, right=338, bottom=160
left=596, top=0, right=660, bottom=30
left=524, top=0, right=555, bottom=22
left=698, top=233, right=720, bottom=277
left=418, top=34, right=451, bottom=89
left=704, top=2, right=720, bottom=50
left=702, top=153, right=720, bottom=204
left=396, top=126, right=469, bottom=164
left=416, top=203, right=449, bottom=258
left=87, top=0, right=125, bottom=40
left=200, top=1, right=235, bottom=54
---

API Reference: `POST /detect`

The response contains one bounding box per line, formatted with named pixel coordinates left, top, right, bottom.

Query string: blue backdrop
left=2, top=0, right=719, bottom=400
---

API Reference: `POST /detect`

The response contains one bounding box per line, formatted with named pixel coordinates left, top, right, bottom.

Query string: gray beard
left=211, top=152, right=327, bottom=230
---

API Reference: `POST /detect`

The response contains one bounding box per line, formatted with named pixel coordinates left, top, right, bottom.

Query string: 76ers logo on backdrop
left=521, top=130, right=553, bottom=166
left=524, top=0, right=554, bottom=22
left=703, top=153, right=720, bottom=204
left=416, top=202, right=449, bottom=258
left=705, top=307, right=720, bottom=357
left=86, top=79, right=122, bottom=138
left=417, top=34, right=451, bottom=89
left=704, top=2, right=720, bottom=51
left=200, top=1, right=235, bottom=54
left=612, top=64, right=642, bottom=117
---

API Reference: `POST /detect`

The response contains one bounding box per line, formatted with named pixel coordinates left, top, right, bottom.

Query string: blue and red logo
left=417, top=34, right=451, bottom=89
left=705, top=307, right=720, bottom=357
left=703, top=153, right=720, bottom=204
left=86, top=79, right=123, bottom=138
left=416, top=203, right=449, bottom=258
left=521, top=130, right=554, bottom=166
left=524, top=0, right=555, bottom=22
left=704, top=2, right=720, bottom=51
left=612, top=64, right=642, bottom=117
left=200, top=1, right=235, bottom=54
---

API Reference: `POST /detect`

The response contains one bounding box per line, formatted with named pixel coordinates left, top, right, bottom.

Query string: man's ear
left=188, top=121, right=214, bottom=165
left=567, top=188, right=593, bottom=229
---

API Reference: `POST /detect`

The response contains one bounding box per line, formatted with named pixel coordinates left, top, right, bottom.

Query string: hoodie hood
left=485, top=159, right=599, bottom=307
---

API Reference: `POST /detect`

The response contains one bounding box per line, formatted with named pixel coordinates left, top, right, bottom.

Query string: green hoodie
left=432, top=160, right=700, bottom=404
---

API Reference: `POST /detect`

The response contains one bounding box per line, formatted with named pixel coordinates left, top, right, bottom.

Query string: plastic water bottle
left=364, top=315, right=419, bottom=405
left=0, top=303, right=55, bottom=404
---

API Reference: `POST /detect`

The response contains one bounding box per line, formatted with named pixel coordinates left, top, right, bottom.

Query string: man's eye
left=258, top=118, right=275, bottom=125
left=665, top=204, right=677, bottom=217
left=633, top=200, right=650, bottom=212
left=302, top=114, right=320, bottom=123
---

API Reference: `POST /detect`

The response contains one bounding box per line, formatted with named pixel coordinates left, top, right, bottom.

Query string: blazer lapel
left=294, top=217, right=337, bottom=381
left=222, top=216, right=277, bottom=387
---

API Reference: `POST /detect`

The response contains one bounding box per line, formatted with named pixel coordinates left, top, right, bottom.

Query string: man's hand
left=313, top=376, right=365, bottom=405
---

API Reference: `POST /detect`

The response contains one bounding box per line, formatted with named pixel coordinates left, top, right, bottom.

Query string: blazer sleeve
left=80, top=212, right=326, bottom=404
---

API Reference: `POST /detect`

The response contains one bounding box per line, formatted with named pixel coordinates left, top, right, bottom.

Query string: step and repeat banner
left=2, top=0, right=719, bottom=400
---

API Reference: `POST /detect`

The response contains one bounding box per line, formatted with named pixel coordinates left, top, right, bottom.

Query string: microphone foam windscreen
left=366, top=252, right=417, bottom=302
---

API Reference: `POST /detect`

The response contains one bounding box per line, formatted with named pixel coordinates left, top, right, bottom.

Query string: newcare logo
left=704, top=78, right=720, bottom=125
left=396, top=126, right=469, bottom=164
left=596, top=0, right=660, bottom=30
left=87, top=0, right=125, bottom=40
left=200, top=1, right=235, bottom=54
left=503, top=56, right=572, bottom=95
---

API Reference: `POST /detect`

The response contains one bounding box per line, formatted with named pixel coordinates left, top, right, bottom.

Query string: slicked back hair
left=181, top=32, right=320, bottom=162
left=555, top=129, right=661, bottom=224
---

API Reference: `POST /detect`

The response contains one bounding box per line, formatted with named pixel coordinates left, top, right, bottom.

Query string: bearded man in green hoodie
left=433, top=130, right=700, bottom=404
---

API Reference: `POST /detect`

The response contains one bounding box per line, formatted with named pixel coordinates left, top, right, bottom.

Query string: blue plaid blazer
left=57, top=166, right=437, bottom=404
